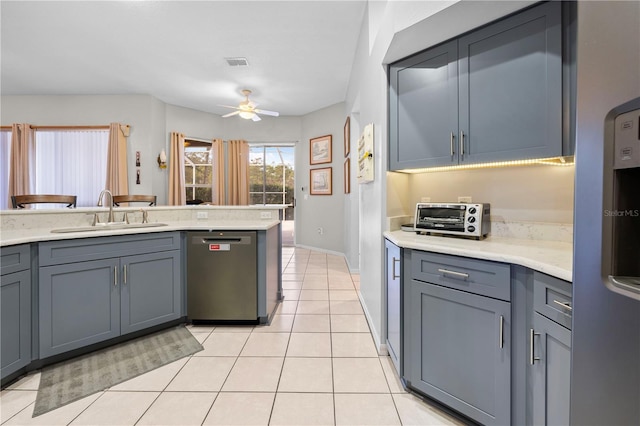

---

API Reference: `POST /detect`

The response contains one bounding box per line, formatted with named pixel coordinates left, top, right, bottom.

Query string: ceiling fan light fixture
left=239, top=111, right=255, bottom=119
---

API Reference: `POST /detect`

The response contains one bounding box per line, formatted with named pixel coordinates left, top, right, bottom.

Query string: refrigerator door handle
left=608, top=275, right=640, bottom=297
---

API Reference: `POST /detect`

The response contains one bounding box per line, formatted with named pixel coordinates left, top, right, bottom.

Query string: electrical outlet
left=421, top=197, right=431, bottom=202
left=458, top=196, right=472, bottom=203
left=260, top=211, right=272, bottom=219
left=196, top=211, right=208, bottom=219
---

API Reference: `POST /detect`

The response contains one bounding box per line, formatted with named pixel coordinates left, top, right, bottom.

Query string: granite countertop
left=0, top=219, right=281, bottom=247
left=384, top=230, right=573, bottom=282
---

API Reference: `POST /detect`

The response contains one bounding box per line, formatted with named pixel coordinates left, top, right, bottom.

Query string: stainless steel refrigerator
left=572, top=3, right=640, bottom=423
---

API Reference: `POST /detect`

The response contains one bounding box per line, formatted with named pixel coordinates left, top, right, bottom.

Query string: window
left=1, top=129, right=108, bottom=209
left=35, top=130, right=108, bottom=207
left=184, top=140, right=213, bottom=203
left=249, top=145, right=294, bottom=206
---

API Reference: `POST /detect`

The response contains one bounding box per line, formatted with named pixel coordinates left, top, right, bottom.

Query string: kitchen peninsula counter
left=0, top=219, right=280, bottom=246
left=384, top=230, right=572, bottom=282
left=0, top=205, right=282, bottom=247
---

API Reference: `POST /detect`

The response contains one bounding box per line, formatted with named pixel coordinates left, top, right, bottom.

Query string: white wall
left=1, top=94, right=167, bottom=203
left=296, top=102, right=347, bottom=254
left=402, top=164, right=575, bottom=224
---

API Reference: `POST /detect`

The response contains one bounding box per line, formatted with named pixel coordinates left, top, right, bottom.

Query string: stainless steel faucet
left=97, top=189, right=115, bottom=223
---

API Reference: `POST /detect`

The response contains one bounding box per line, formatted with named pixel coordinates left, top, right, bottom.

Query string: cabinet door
left=458, top=1, right=562, bottom=164
left=531, top=312, right=571, bottom=426
left=385, top=239, right=402, bottom=373
left=389, top=40, right=459, bottom=170
left=39, top=259, right=120, bottom=358
left=408, top=280, right=511, bottom=425
left=1, top=270, right=31, bottom=379
left=120, top=251, right=181, bottom=335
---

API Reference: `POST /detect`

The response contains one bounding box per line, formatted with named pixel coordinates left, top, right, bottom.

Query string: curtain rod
left=0, top=125, right=117, bottom=131
left=185, top=136, right=213, bottom=143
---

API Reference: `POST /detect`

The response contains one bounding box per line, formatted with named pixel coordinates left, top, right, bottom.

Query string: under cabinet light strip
left=395, top=156, right=574, bottom=174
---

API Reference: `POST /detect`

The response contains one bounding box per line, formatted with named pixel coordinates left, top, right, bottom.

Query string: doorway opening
left=249, top=144, right=295, bottom=246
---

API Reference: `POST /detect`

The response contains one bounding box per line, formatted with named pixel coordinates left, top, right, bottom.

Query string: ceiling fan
left=219, top=89, right=280, bottom=121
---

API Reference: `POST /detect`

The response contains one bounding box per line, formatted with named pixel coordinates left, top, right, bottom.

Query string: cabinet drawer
left=1, top=245, right=31, bottom=275
left=39, top=232, right=181, bottom=266
left=533, top=271, right=572, bottom=329
left=411, top=250, right=511, bottom=301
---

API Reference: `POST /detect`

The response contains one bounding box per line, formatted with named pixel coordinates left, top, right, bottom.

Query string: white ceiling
left=1, top=1, right=367, bottom=117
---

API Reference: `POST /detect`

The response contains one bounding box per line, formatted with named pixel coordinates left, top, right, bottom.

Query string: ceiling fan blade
left=222, top=111, right=241, bottom=118
left=251, top=114, right=262, bottom=122
left=217, top=104, right=241, bottom=110
left=254, top=108, right=279, bottom=117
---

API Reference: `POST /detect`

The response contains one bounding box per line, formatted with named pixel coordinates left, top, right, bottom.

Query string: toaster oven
left=414, top=203, right=490, bottom=239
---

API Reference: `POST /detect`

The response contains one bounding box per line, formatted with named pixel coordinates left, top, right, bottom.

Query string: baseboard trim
left=358, top=292, right=386, bottom=355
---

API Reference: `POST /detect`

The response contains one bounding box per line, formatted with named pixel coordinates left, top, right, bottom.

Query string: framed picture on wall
left=344, top=158, right=350, bottom=194
left=344, top=116, right=350, bottom=157
left=310, top=135, right=332, bottom=165
left=310, top=167, right=332, bottom=195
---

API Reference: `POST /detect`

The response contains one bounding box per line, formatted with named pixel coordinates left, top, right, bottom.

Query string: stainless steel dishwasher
left=187, top=231, right=257, bottom=323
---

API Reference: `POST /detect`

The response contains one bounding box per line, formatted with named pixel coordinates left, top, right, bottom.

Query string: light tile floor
left=0, top=247, right=464, bottom=426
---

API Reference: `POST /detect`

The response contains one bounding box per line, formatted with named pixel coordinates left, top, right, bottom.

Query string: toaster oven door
left=416, top=206, right=466, bottom=231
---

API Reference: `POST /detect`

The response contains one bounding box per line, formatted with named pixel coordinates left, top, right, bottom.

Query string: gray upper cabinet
left=1, top=244, right=32, bottom=381
left=389, top=40, right=459, bottom=170
left=458, top=1, right=562, bottom=164
left=388, top=1, right=563, bottom=170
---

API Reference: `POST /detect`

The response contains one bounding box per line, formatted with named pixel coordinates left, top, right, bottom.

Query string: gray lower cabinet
left=385, top=239, right=402, bottom=373
left=531, top=312, right=571, bottom=426
left=406, top=279, right=511, bottom=425
left=528, top=272, right=572, bottom=425
left=120, top=251, right=181, bottom=334
left=1, top=269, right=31, bottom=379
left=39, top=258, right=121, bottom=358
left=39, top=233, right=182, bottom=358
left=1, top=245, right=32, bottom=381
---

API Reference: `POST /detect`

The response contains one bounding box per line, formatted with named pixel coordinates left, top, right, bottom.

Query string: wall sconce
left=157, top=149, right=167, bottom=169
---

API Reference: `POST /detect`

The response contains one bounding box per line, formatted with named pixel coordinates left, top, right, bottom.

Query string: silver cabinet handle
left=450, top=132, right=455, bottom=157
left=553, top=299, right=572, bottom=311
left=499, top=315, right=504, bottom=349
left=114, top=266, right=118, bottom=287
left=530, top=328, right=540, bottom=365
left=459, top=131, right=465, bottom=157
left=392, top=257, right=401, bottom=280
left=438, top=268, right=469, bottom=279
left=123, top=264, right=127, bottom=285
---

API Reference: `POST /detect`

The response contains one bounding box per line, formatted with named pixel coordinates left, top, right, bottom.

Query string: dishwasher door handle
left=192, top=235, right=252, bottom=245
left=201, top=238, right=243, bottom=244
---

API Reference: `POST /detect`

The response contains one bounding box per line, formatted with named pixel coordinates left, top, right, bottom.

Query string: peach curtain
left=211, top=138, right=225, bottom=205
left=227, top=140, right=249, bottom=205
left=7, top=123, right=35, bottom=207
left=168, top=132, right=186, bottom=205
left=105, top=123, right=129, bottom=196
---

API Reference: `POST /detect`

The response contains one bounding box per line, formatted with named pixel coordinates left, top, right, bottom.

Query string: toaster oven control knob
left=467, top=225, right=476, bottom=233
left=468, top=216, right=476, bottom=223
left=468, top=207, right=477, bottom=214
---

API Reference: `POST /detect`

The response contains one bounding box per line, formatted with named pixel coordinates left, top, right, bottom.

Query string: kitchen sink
left=51, top=222, right=168, bottom=233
